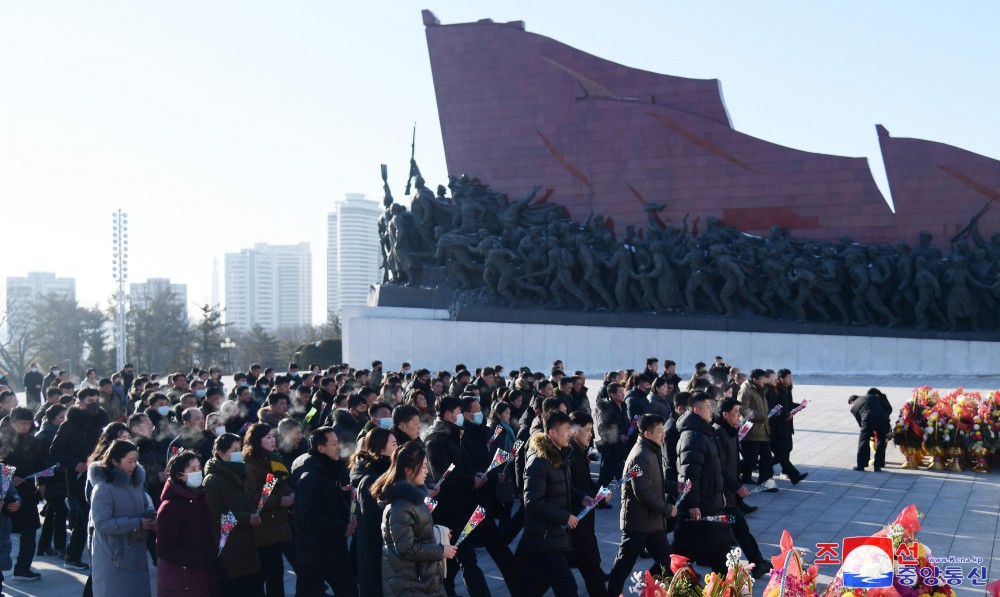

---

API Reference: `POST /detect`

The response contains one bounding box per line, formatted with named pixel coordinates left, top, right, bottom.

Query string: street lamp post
left=112, top=210, right=128, bottom=372
left=220, top=337, right=236, bottom=373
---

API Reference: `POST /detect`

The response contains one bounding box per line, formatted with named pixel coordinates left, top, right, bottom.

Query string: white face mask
left=184, top=470, right=203, bottom=488
left=454, top=413, right=464, bottom=427
left=157, top=406, right=170, bottom=416
left=213, top=426, right=226, bottom=436
left=228, top=451, right=243, bottom=463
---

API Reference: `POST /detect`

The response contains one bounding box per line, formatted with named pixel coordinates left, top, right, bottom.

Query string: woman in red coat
left=156, top=450, right=218, bottom=597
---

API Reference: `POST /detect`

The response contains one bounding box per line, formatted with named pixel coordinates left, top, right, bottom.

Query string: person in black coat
left=673, top=393, right=733, bottom=573
left=425, top=397, right=489, bottom=597
left=3, top=407, right=46, bottom=578
left=714, top=398, right=770, bottom=579
left=23, top=364, right=44, bottom=408
left=624, top=374, right=653, bottom=423
left=849, top=393, right=890, bottom=471
left=515, top=411, right=592, bottom=597
left=566, top=412, right=607, bottom=597
left=607, top=414, right=677, bottom=597
left=348, top=428, right=395, bottom=597
left=594, top=383, right=630, bottom=488
left=458, top=397, right=517, bottom=592
left=664, top=391, right=690, bottom=502
left=332, top=396, right=368, bottom=451
left=293, top=427, right=358, bottom=597
left=770, top=370, right=807, bottom=484
left=35, top=404, right=68, bottom=557
left=49, top=388, right=110, bottom=568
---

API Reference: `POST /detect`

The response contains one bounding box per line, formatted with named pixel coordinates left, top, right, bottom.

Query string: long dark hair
left=242, top=423, right=273, bottom=463
left=101, top=439, right=138, bottom=482
left=348, top=427, right=392, bottom=470
left=369, top=440, right=426, bottom=502
left=88, top=422, right=130, bottom=464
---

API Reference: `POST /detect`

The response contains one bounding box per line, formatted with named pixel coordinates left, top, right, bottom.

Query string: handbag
left=432, top=524, right=450, bottom=580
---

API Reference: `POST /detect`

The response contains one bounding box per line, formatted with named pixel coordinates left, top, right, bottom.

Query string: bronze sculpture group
left=379, top=163, right=1000, bottom=332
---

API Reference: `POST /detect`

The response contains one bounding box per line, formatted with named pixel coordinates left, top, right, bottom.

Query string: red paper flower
left=670, top=554, right=690, bottom=574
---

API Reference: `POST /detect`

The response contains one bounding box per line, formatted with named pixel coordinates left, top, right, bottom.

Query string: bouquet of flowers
left=433, top=463, right=456, bottom=490
left=627, top=415, right=641, bottom=438
left=345, top=484, right=358, bottom=516
left=764, top=531, right=818, bottom=597
left=255, top=473, right=278, bottom=515
left=424, top=497, right=438, bottom=513
left=218, top=511, right=237, bottom=555
left=25, top=465, right=59, bottom=480
left=454, top=506, right=487, bottom=546
left=487, top=426, right=504, bottom=449
left=484, top=449, right=511, bottom=475
left=1, top=464, right=16, bottom=497
left=627, top=555, right=704, bottom=597
left=787, top=400, right=810, bottom=418
left=568, top=464, right=643, bottom=527
left=767, top=405, right=784, bottom=419
left=737, top=420, right=754, bottom=442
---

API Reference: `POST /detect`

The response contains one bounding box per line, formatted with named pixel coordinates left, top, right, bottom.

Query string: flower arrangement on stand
left=763, top=531, right=818, bottom=597
left=897, top=387, right=1000, bottom=472
left=893, top=389, right=929, bottom=469
left=627, top=555, right=704, bottom=597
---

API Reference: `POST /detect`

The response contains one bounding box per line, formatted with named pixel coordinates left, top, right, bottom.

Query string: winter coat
left=34, top=421, right=67, bottom=502
left=770, top=383, right=798, bottom=452
left=333, top=409, right=366, bottom=450
left=625, top=389, right=650, bottom=422
left=620, top=436, right=673, bottom=533
left=294, top=451, right=352, bottom=566
left=50, top=405, right=110, bottom=497
left=0, top=490, right=19, bottom=570
left=521, top=434, right=584, bottom=552
left=23, top=370, right=44, bottom=403
left=567, top=440, right=598, bottom=532
left=737, top=380, right=770, bottom=442
left=3, top=429, right=44, bottom=532
left=351, top=453, right=391, bottom=597
left=89, top=465, right=153, bottom=597
left=202, top=458, right=260, bottom=579
left=713, top=420, right=744, bottom=510
left=243, top=454, right=292, bottom=547
left=664, top=416, right=682, bottom=494
left=594, top=397, right=629, bottom=450
left=676, top=412, right=724, bottom=515
left=424, top=419, right=475, bottom=530
left=851, top=394, right=889, bottom=431
left=381, top=481, right=446, bottom=597
left=646, top=392, right=674, bottom=421
left=135, top=436, right=166, bottom=507
left=166, top=428, right=214, bottom=465
left=156, top=481, right=217, bottom=597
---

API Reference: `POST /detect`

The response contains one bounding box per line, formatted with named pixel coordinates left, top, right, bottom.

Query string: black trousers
left=39, top=497, right=68, bottom=552
left=444, top=535, right=490, bottom=597
left=257, top=543, right=285, bottom=597
left=296, top=559, right=357, bottom=597
left=14, top=528, right=36, bottom=574
left=858, top=425, right=889, bottom=469
left=66, top=490, right=88, bottom=561
left=472, top=514, right=518, bottom=592
left=498, top=501, right=524, bottom=545
left=607, top=530, right=672, bottom=597
left=772, top=442, right=801, bottom=480
left=725, top=507, right=764, bottom=566
left=569, top=523, right=607, bottom=597
left=739, top=440, right=773, bottom=484
left=221, top=574, right=264, bottom=597
left=597, top=443, right=627, bottom=488
left=515, top=543, right=578, bottom=597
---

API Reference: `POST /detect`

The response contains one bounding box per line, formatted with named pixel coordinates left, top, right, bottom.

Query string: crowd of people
left=0, top=355, right=813, bottom=597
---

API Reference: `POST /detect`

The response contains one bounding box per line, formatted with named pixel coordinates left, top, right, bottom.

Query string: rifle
left=404, top=122, right=417, bottom=195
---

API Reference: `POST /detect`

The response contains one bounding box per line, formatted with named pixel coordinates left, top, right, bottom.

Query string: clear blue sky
left=2, top=1, right=998, bottom=323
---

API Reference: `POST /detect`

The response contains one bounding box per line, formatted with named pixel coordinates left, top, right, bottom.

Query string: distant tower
left=327, top=193, right=380, bottom=317
left=211, top=258, right=220, bottom=307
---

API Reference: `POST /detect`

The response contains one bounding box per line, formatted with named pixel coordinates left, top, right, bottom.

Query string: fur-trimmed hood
left=391, top=480, right=428, bottom=506
left=528, top=433, right=568, bottom=468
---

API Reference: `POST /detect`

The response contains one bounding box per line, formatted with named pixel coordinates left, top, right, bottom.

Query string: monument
left=343, top=11, right=1000, bottom=375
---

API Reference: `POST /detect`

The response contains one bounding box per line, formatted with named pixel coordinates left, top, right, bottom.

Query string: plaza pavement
left=7, top=376, right=1000, bottom=597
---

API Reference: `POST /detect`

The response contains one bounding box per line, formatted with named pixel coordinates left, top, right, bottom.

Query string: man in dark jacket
left=332, top=395, right=368, bottom=451
left=607, top=414, right=677, bottom=597
left=849, top=393, right=890, bottom=471
left=49, top=387, right=110, bottom=569
left=674, top=392, right=730, bottom=572
left=35, top=403, right=68, bottom=557
left=459, top=396, right=517, bottom=591
left=4, top=407, right=45, bottom=579
left=22, top=363, right=44, bottom=409
left=771, top=369, right=807, bottom=484
left=664, top=391, right=691, bottom=500
left=293, top=427, right=357, bottom=597
left=425, top=396, right=490, bottom=597
left=594, top=382, right=630, bottom=488
left=625, top=374, right=653, bottom=423
left=567, top=412, right=607, bottom=597
left=714, top=398, right=770, bottom=579
left=515, top=410, right=592, bottom=597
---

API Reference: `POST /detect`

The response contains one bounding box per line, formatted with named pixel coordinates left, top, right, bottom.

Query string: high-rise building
left=5, top=272, right=76, bottom=335
left=224, top=243, right=312, bottom=331
left=327, top=193, right=380, bottom=317
left=129, top=278, right=188, bottom=317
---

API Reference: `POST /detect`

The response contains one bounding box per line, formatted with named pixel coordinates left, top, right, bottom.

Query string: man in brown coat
left=737, top=369, right=775, bottom=489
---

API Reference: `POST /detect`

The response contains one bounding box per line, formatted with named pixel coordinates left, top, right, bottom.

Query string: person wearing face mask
left=356, top=401, right=393, bottom=444
left=49, top=387, right=110, bottom=570
left=156, top=450, right=216, bottom=596
left=200, top=387, right=224, bottom=419
left=89, top=440, right=154, bottom=597
left=348, top=428, right=399, bottom=597
left=458, top=395, right=518, bottom=592
left=36, top=404, right=69, bottom=559
left=128, top=412, right=168, bottom=561
left=167, top=408, right=214, bottom=465
left=3, top=407, right=45, bottom=581
left=424, top=396, right=491, bottom=597
left=203, top=433, right=262, bottom=597
left=333, top=395, right=368, bottom=450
